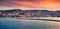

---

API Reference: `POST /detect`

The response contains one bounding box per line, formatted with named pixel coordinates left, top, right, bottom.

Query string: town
left=0, top=9, right=60, bottom=18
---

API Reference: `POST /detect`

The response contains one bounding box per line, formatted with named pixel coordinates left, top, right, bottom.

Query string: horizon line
left=0, top=9, right=60, bottom=11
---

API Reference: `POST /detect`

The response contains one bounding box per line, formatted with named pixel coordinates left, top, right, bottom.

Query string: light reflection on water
left=0, top=18, right=60, bottom=29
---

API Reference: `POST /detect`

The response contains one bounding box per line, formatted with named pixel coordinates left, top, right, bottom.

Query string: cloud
left=0, top=0, right=41, bottom=7
left=0, top=0, right=60, bottom=11
left=12, top=0, right=41, bottom=2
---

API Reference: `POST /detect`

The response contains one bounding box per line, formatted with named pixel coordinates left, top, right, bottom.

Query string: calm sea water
left=0, top=18, right=60, bottom=29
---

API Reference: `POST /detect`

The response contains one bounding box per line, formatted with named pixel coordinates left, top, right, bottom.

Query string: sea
left=0, top=17, right=60, bottom=29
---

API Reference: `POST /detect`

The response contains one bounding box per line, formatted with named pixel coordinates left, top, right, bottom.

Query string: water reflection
left=0, top=18, right=60, bottom=29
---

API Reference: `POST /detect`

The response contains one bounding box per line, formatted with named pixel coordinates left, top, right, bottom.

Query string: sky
left=0, top=0, right=60, bottom=11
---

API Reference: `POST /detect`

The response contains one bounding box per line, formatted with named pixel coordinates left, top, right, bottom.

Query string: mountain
left=0, top=9, right=22, bottom=13
left=0, top=9, right=51, bottom=13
